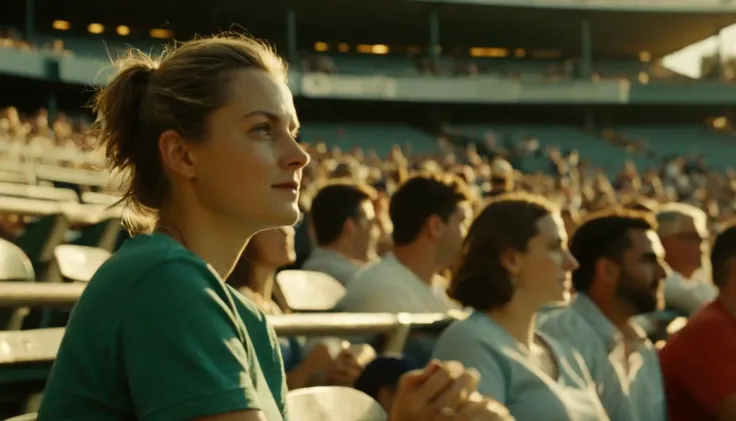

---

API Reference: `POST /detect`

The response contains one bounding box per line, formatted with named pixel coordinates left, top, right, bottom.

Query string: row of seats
left=4, top=386, right=388, bottom=421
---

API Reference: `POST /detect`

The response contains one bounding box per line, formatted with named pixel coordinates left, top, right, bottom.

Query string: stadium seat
left=53, top=245, right=111, bottom=283
left=287, top=386, right=387, bottom=421
left=13, top=214, right=70, bottom=281
left=0, top=239, right=35, bottom=283
left=0, top=239, right=35, bottom=330
left=276, top=270, right=346, bottom=312
left=3, top=413, right=37, bottom=421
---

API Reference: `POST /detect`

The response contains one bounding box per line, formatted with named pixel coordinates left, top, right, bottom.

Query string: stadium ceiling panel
left=430, top=5, right=736, bottom=56
left=27, top=0, right=736, bottom=57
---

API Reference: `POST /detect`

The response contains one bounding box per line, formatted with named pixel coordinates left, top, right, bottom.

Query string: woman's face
left=187, top=69, right=310, bottom=232
left=252, top=226, right=296, bottom=268
left=514, top=213, right=579, bottom=304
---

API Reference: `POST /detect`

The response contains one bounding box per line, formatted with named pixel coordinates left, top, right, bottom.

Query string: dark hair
left=93, top=33, right=285, bottom=233
left=571, top=209, right=657, bottom=293
left=354, top=356, right=418, bottom=399
left=451, top=193, right=557, bottom=310
left=389, top=173, right=471, bottom=246
left=309, top=181, right=378, bottom=245
left=710, top=224, right=736, bottom=288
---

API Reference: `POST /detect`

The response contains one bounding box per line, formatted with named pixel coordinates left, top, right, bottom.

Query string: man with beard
left=538, top=209, right=669, bottom=421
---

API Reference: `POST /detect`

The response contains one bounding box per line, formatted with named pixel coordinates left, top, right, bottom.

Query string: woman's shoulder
left=83, top=233, right=221, bottom=310
left=97, top=234, right=210, bottom=282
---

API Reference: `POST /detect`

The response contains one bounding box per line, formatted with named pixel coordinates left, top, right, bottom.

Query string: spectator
left=302, top=181, right=379, bottom=285
left=539, top=209, right=668, bottom=421
left=659, top=224, right=736, bottom=421
left=433, top=193, right=606, bottom=421
left=228, top=227, right=374, bottom=390
left=338, top=173, right=471, bottom=313
left=38, top=34, right=310, bottom=421
left=656, top=203, right=718, bottom=315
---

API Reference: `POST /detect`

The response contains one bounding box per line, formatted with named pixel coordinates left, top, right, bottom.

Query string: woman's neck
left=158, top=202, right=256, bottom=280
left=484, top=297, right=538, bottom=349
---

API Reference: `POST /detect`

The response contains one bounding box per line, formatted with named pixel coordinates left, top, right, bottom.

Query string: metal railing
left=0, top=313, right=455, bottom=365
left=0, top=283, right=85, bottom=308
left=0, top=282, right=460, bottom=364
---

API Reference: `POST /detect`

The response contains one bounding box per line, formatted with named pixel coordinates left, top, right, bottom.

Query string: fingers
left=455, top=397, right=513, bottom=421
left=412, top=362, right=458, bottom=405
left=431, top=368, right=480, bottom=413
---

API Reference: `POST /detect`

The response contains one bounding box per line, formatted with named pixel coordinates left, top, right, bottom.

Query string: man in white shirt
left=656, top=202, right=718, bottom=315
left=302, top=181, right=379, bottom=286
left=338, top=173, right=472, bottom=313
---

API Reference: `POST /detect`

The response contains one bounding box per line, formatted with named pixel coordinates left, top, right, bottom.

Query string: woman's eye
left=251, top=124, right=271, bottom=135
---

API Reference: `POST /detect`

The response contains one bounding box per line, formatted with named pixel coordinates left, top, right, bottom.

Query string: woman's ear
left=499, top=249, right=520, bottom=278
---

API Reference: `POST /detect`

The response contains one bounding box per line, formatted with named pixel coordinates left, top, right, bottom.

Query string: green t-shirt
left=37, top=233, right=288, bottom=421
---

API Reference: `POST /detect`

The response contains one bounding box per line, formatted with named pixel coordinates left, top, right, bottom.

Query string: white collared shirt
left=337, top=253, right=459, bottom=313
left=663, top=271, right=718, bottom=315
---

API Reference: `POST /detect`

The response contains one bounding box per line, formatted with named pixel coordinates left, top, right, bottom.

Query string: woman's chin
left=268, top=205, right=301, bottom=227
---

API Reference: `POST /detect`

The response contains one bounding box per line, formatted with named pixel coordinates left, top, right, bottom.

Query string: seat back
left=4, top=413, right=37, bottom=421
left=0, top=239, right=35, bottom=329
left=287, top=386, right=387, bottom=421
left=276, top=270, right=346, bottom=312
left=0, top=239, right=35, bottom=282
left=54, top=245, right=111, bottom=283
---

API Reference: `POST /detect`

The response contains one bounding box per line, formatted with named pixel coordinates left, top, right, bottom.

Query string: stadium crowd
left=1, top=33, right=736, bottom=421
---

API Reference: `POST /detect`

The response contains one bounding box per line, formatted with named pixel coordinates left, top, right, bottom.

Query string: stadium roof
left=434, top=4, right=736, bottom=57
left=10, top=0, right=736, bottom=57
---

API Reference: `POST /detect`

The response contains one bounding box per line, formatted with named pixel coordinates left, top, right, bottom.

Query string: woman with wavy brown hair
left=433, top=193, right=608, bottom=421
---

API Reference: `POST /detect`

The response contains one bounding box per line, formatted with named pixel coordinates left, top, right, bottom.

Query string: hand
left=389, top=360, right=511, bottom=421
left=325, top=347, right=364, bottom=387
left=454, top=391, right=514, bottom=421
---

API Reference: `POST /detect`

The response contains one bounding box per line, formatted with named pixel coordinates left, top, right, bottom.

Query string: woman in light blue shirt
left=434, top=193, right=609, bottom=421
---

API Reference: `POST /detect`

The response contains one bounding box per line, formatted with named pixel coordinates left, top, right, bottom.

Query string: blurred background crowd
left=3, top=0, right=736, bottom=420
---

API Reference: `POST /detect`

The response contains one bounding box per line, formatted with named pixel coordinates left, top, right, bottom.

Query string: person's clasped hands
left=388, top=360, right=514, bottom=421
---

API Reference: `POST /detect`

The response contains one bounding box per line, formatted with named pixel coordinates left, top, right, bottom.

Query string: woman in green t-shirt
left=38, top=33, right=309, bottom=421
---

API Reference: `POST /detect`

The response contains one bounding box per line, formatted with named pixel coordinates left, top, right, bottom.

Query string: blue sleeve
left=120, top=260, right=262, bottom=421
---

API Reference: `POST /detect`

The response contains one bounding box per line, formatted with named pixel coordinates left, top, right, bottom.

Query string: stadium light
left=356, top=44, right=373, bottom=54
left=338, top=43, right=349, bottom=53
left=314, top=42, right=329, bottom=52
left=150, top=28, right=174, bottom=39
left=469, top=47, right=508, bottom=58
left=116, top=25, right=131, bottom=36
left=514, top=48, right=526, bottom=58
left=639, top=51, right=652, bottom=63
left=713, top=116, right=728, bottom=129
left=372, top=44, right=389, bottom=55
left=87, top=23, right=105, bottom=34
left=52, top=20, right=71, bottom=31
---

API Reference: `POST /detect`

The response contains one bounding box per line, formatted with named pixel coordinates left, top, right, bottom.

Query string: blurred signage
left=301, top=74, right=397, bottom=99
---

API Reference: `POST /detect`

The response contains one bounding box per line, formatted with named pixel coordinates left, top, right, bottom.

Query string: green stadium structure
left=2, top=0, right=736, bottom=171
